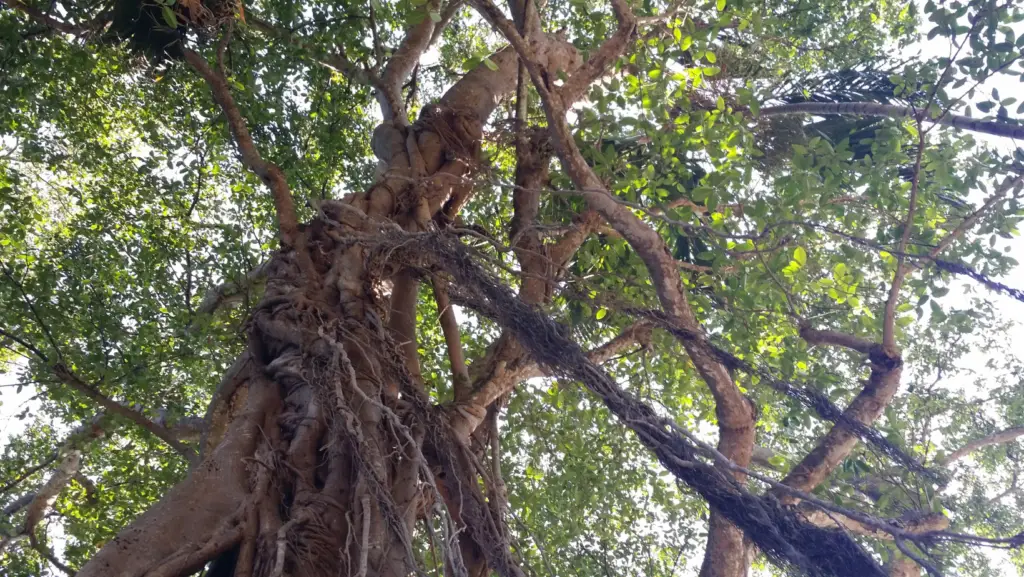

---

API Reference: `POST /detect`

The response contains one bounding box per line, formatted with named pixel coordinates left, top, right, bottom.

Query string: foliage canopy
left=1, top=0, right=1024, bottom=576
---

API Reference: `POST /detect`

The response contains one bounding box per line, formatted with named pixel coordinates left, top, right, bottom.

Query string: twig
left=883, top=120, right=926, bottom=353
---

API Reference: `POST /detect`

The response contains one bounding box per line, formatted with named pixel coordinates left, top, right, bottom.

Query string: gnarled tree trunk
left=75, top=28, right=581, bottom=577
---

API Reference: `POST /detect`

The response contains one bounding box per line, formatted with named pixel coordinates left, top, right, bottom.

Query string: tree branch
left=775, top=347, right=903, bottom=498
left=52, top=364, right=196, bottom=461
left=433, top=277, right=471, bottom=401
left=469, top=0, right=750, bottom=434
left=925, top=173, right=1024, bottom=261
left=387, top=270, right=424, bottom=388
left=378, top=0, right=443, bottom=124
left=22, top=450, right=80, bottom=539
left=429, top=0, right=465, bottom=46
left=0, top=325, right=49, bottom=364
left=798, top=505, right=949, bottom=540
left=449, top=321, right=652, bottom=439
left=3, top=492, right=35, bottom=517
left=471, top=4, right=755, bottom=574
left=799, top=325, right=875, bottom=354
left=941, top=426, right=1024, bottom=465
left=182, top=49, right=300, bottom=248
left=1, top=450, right=82, bottom=571
left=557, top=0, right=636, bottom=106
left=2, top=412, right=111, bottom=501
left=883, top=122, right=925, bottom=354
left=194, top=261, right=270, bottom=317
left=1, top=0, right=102, bottom=35
left=759, top=101, right=1024, bottom=141
left=246, top=15, right=380, bottom=89
left=32, top=540, right=74, bottom=576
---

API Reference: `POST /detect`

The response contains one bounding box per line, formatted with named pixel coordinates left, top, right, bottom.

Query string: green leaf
left=482, top=57, right=499, bottom=71
left=793, top=246, right=807, bottom=266
left=161, top=5, right=178, bottom=28
left=716, top=0, right=726, bottom=11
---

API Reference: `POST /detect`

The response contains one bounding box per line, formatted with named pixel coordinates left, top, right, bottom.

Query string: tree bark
left=73, top=27, right=583, bottom=577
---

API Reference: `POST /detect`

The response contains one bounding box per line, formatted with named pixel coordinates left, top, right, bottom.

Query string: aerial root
left=271, top=515, right=305, bottom=577
left=361, top=230, right=895, bottom=577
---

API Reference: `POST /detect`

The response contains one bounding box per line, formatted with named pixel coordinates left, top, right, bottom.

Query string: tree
left=1, top=0, right=1023, bottom=576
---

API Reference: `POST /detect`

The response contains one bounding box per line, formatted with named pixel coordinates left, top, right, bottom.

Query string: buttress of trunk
left=76, top=205, right=471, bottom=577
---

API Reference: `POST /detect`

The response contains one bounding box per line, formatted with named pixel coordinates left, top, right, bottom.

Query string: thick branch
left=510, top=128, right=551, bottom=303
left=557, top=0, right=636, bottom=106
left=798, top=505, right=949, bottom=540
left=387, top=271, right=424, bottom=387
left=433, top=277, right=471, bottom=400
left=778, top=172, right=1023, bottom=521
left=759, top=102, right=1024, bottom=141
left=22, top=450, right=80, bottom=538
left=472, top=5, right=755, bottom=575
left=429, top=1, right=465, bottom=46
left=76, top=372, right=275, bottom=577
left=1, top=450, right=82, bottom=563
left=3, top=493, right=35, bottom=517
left=471, top=0, right=751, bottom=435
left=378, top=0, right=442, bottom=123
left=776, top=347, right=902, bottom=498
left=195, top=261, right=270, bottom=316
left=449, top=321, right=651, bottom=439
left=409, top=233, right=889, bottom=577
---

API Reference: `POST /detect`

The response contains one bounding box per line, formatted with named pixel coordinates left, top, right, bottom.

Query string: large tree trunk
left=75, top=30, right=581, bottom=577
left=78, top=199, right=445, bottom=577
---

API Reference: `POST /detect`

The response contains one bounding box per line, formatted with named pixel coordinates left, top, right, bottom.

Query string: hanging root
left=366, top=229, right=893, bottom=577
